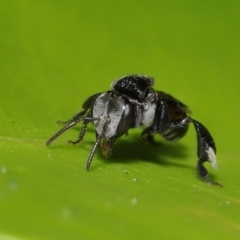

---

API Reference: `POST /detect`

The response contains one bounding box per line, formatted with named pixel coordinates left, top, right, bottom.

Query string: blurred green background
left=1, top=0, right=240, bottom=239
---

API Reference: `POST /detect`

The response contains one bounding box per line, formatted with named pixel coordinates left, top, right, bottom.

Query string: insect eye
left=116, top=103, right=135, bottom=136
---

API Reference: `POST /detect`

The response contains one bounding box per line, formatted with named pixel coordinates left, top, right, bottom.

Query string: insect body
left=46, top=75, right=221, bottom=187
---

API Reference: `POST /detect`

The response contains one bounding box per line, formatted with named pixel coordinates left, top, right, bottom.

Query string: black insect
left=46, top=75, right=222, bottom=187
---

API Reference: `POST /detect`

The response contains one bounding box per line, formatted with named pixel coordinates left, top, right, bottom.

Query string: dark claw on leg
left=144, top=135, right=161, bottom=145
left=197, top=161, right=223, bottom=187
left=68, top=140, right=80, bottom=145
left=202, top=175, right=223, bottom=187
left=57, top=120, right=70, bottom=124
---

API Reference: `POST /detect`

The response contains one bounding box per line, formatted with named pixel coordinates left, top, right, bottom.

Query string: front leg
left=46, top=93, right=102, bottom=145
left=68, top=118, right=93, bottom=145
left=57, top=93, right=102, bottom=124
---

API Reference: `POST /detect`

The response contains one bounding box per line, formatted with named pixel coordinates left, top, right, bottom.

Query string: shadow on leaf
left=94, top=132, right=194, bottom=170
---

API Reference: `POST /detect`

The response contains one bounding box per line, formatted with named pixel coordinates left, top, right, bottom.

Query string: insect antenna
left=86, top=134, right=103, bottom=171
left=86, top=118, right=111, bottom=170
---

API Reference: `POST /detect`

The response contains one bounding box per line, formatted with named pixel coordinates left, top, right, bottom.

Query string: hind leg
left=167, top=117, right=222, bottom=186
left=191, top=119, right=222, bottom=187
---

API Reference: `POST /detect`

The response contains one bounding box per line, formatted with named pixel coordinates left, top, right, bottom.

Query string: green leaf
left=1, top=1, right=240, bottom=239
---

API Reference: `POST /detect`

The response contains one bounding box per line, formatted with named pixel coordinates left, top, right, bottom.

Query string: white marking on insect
left=206, top=147, right=219, bottom=170
left=141, top=102, right=156, bottom=127
left=92, top=93, right=126, bottom=138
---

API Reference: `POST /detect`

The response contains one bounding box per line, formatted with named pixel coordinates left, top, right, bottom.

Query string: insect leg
left=57, top=110, right=87, bottom=124
left=162, top=117, right=190, bottom=141
left=68, top=114, right=100, bottom=144
left=82, top=92, right=103, bottom=109
left=57, top=93, right=102, bottom=124
left=141, top=127, right=155, bottom=144
left=191, top=119, right=222, bottom=187
left=46, top=117, right=99, bottom=146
